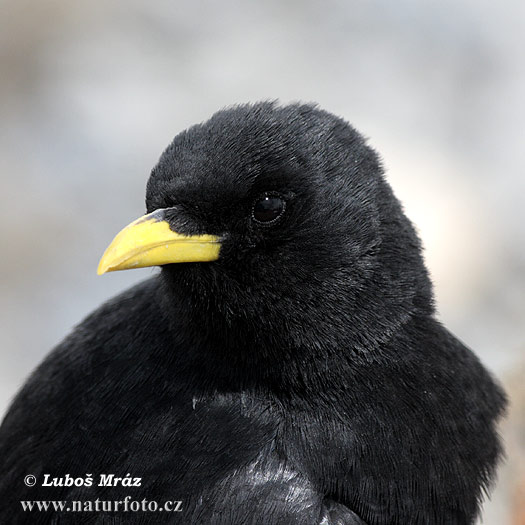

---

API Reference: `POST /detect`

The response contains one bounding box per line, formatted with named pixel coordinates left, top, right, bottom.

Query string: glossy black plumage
left=0, top=102, right=506, bottom=524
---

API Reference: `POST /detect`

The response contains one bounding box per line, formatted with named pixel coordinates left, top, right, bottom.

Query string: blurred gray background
left=1, top=1, right=524, bottom=523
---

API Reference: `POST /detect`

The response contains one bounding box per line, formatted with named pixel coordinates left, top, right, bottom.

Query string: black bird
left=0, top=102, right=506, bottom=524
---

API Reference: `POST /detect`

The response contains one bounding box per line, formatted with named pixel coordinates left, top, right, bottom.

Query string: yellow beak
left=97, top=209, right=221, bottom=275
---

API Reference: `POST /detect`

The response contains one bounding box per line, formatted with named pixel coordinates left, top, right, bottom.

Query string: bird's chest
left=97, top=390, right=280, bottom=495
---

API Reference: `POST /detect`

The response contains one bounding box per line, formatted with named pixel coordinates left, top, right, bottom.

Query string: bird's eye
left=252, top=194, right=286, bottom=224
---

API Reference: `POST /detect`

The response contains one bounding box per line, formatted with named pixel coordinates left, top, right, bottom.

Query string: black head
left=142, top=102, right=433, bottom=361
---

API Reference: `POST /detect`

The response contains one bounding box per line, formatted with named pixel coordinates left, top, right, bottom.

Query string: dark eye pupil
left=253, top=196, right=285, bottom=223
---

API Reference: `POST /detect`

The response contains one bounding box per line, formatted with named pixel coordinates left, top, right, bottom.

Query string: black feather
left=0, top=102, right=506, bottom=524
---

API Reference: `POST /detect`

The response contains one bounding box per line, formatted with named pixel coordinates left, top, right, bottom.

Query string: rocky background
left=1, top=1, right=524, bottom=523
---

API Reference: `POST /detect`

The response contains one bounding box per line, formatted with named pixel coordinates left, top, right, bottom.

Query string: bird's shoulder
left=1, top=277, right=164, bottom=421
left=273, top=315, right=507, bottom=525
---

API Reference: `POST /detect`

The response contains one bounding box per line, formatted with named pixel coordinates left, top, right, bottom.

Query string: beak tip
left=97, top=259, right=109, bottom=275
